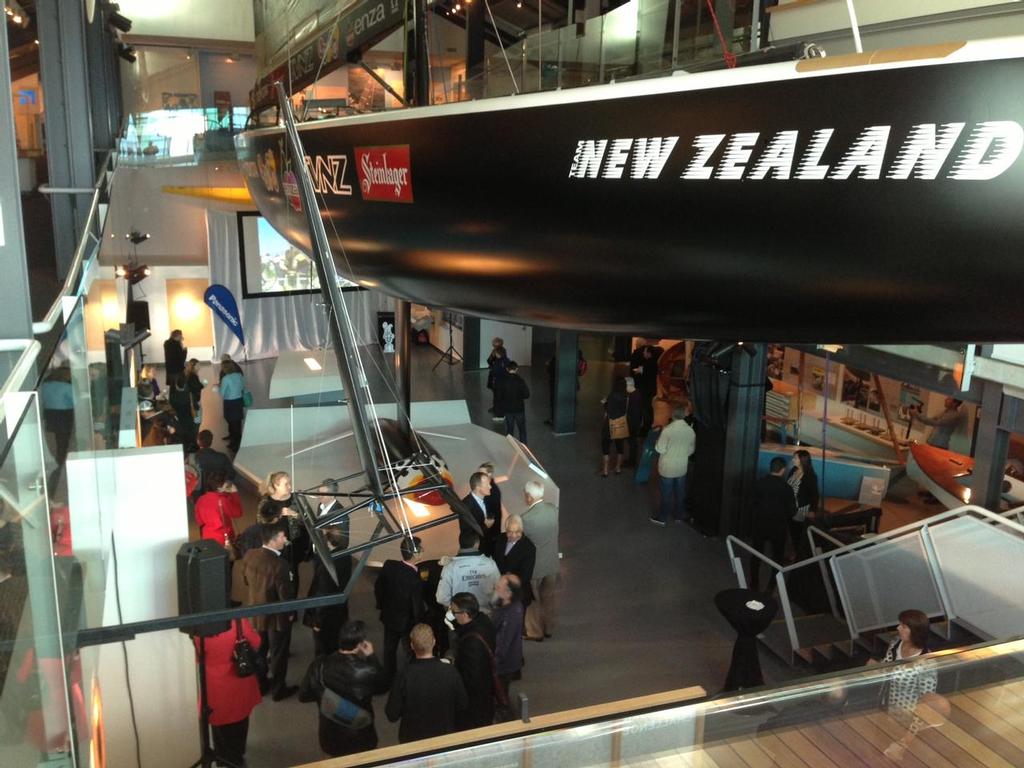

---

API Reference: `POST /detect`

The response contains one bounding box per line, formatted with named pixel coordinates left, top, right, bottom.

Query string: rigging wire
left=484, top=0, right=520, bottom=94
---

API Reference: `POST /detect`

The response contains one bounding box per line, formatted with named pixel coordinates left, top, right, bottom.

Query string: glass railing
left=461, top=0, right=756, bottom=101
left=118, top=107, right=251, bottom=165
left=0, top=391, right=76, bottom=766
left=295, top=635, right=1024, bottom=768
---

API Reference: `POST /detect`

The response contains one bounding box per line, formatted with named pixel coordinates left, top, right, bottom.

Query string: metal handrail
left=32, top=148, right=116, bottom=335
left=726, top=503, right=1024, bottom=658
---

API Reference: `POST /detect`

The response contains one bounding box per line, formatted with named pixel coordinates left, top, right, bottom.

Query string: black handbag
left=232, top=620, right=261, bottom=678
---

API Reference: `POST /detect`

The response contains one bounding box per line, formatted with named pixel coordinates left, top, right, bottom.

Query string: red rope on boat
left=705, top=0, right=738, bottom=68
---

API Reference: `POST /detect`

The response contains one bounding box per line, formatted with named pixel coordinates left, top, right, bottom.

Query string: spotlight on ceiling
left=117, top=42, right=137, bottom=63
left=108, top=7, right=132, bottom=34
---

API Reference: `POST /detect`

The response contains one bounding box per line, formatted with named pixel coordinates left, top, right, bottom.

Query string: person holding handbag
left=600, top=377, right=629, bottom=476
left=193, top=619, right=262, bottom=767
left=194, top=470, right=242, bottom=555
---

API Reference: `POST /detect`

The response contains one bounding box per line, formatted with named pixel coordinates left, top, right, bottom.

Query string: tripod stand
left=189, top=635, right=242, bottom=768
left=432, top=322, right=463, bottom=370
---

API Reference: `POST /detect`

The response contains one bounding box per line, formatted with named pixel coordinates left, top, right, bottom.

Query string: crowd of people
left=186, top=450, right=560, bottom=762
left=140, top=332, right=249, bottom=457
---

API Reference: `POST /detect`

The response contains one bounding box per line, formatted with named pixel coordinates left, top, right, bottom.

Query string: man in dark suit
left=496, top=361, right=530, bottom=443
left=448, top=592, right=497, bottom=730
left=492, top=514, right=536, bottom=607
left=304, top=526, right=350, bottom=657
left=163, top=329, right=187, bottom=385
left=477, top=462, right=502, bottom=556
left=239, top=521, right=297, bottom=700
left=458, top=471, right=492, bottom=545
left=750, top=457, right=798, bottom=593
left=385, top=623, right=467, bottom=742
left=374, top=536, right=424, bottom=683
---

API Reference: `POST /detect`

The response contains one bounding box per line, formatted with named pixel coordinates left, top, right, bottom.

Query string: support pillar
left=37, top=0, right=96, bottom=277
left=84, top=4, right=120, bottom=152
left=0, top=18, right=33, bottom=341
left=970, top=380, right=1016, bottom=510
left=395, top=300, right=412, bottom=439
left=466, top=0, right=486, bottom=99
left=552, top=331, right=578, bottom=434
left=404, top=0, right=431, bottom=106
left=720, top=344, right=767, bottom=537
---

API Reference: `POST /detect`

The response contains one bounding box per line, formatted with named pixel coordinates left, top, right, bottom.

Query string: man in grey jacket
left=435, top=530, right=500, bottom=613
left=521, top=480, right=559, bottom=640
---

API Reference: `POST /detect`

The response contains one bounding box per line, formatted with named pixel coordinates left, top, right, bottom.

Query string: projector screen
left=237, top=212, right=358, bottom=298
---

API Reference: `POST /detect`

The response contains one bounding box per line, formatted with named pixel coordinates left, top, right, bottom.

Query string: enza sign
left=569, top=121, right=1024, bottom=182
left=355, top=146, right=414, bottom=203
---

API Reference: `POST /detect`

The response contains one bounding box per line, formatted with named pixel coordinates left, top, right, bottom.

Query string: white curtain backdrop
left=206, top=210, right=390, bottom=359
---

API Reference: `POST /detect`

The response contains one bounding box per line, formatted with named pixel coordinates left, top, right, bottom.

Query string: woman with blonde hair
left=258, top=471, right=309, bottom=580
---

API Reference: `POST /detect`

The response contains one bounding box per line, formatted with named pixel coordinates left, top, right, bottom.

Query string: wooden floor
left=628, top=678, right=1024, bottom=768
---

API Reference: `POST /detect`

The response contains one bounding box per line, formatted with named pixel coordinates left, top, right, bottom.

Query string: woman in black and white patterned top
left=870, top=609, right=941, bottom=761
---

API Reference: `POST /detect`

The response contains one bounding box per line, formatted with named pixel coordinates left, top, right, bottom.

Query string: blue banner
left=204, top=284, right=245, bottom=347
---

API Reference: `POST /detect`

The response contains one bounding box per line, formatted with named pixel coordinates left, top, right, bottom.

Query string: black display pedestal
left=715, top=588, right=778, bottom=692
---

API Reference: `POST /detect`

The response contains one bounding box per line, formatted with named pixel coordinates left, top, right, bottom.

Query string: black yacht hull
left=237, top=40, right=1024, bottom=342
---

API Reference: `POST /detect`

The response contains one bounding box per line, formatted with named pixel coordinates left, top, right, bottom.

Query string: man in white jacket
left=652, top=406, right=696, bottom=526
left=436, top=530, right=500, bottom=614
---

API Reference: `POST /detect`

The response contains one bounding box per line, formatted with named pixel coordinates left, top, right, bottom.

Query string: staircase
left=728, top=504, right=1024, bottom=668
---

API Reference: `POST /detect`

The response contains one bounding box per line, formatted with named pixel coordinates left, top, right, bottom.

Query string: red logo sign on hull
left=355, top=146, right=414, bottom=203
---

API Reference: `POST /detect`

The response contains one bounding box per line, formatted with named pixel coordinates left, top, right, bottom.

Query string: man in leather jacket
left=299, top=620, right=388, bottom=756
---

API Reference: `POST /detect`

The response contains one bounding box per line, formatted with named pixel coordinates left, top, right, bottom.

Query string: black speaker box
left=176, top=540, right=230, bottom=637
left=126, top=300, right=150, bottom=332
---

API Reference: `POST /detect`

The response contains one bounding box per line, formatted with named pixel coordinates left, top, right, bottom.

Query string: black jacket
left=303, top=555, right=352, bottom=633
left=374, top=560, right=424, bottom=633
left=385, top=657, right=468, bottom=743
left=299, top=651, right=388, bottom=756
left=752, top=474, right=797, bottom=538
left=192, top=448, right=235, bottom=495
left=453, top=613, right=497, bottom=730
left=496, top=374, right=530, bottom=415
left=163, top=338, right=187, bottom=382
left=787, top=468, right=820, bottom=512
left=458, top=493, right=488, bottom=541
left=492, top=534, right=536, bottom=605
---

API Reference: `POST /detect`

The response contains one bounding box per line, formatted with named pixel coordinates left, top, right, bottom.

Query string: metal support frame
left=395, top=299, right=412, bottom=440
left=807, top=526, right=843, bottom=622
left=774, top=571, right=799, bottom=660
left=466, top=0, right=486, bottom=98
left=353, top=61, right=406, bottom=107
left=919, top=524, right=957, bottom=635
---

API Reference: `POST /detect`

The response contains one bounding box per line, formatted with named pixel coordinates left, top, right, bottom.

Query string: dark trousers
left=212, top=717, right=250, bottom=765
left=260, top=625, right=292, bottom=694
left=44, top=409, right=74, bottom=465
left=505, top=412, right=527, bottom=443
left=224, top=398, right=244, bottom=454
left=382, top=626, right=408, bottom=683
left=750, top=534, right=787, bottom=592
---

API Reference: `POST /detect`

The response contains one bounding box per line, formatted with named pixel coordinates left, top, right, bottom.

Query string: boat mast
left=275, top=83, right=388, bottom=502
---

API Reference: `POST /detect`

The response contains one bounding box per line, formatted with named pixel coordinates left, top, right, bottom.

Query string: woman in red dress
left=194, top=470, right=242, bottom=551
left=194, top=619, right=262, bottom=765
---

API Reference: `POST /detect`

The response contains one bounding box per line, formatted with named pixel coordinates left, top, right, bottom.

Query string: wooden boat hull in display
left=907, top=442, right=1024, bottom=509
left=237, top=38, right=1024, bottom=342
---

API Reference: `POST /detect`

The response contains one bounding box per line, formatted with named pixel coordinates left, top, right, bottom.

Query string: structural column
left=720, top=344, right=767, bottom=537
left=970, top=379, right=1017, bottom=510
left=465, top=0, right=485, bottom=99
left=552, top=330, right=578, bottom=434
left=84, top=3, right=120, bottom=153
left=37, top=0, right=96, bottom=276
left=0, top=15, right=34, bottom=341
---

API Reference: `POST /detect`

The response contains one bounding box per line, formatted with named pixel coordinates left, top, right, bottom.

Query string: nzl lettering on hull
left=236, top=48, right=1024, bottom=342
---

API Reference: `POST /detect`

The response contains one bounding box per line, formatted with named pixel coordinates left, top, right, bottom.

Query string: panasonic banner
left=204, top=284, right=245, bottom=347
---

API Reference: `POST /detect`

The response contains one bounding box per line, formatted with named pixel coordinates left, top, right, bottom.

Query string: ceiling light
left=108, top=10, right=132, bottom=33
left=117, top=43, right=137, bottom=63
left=303, top=356, right=323, bottom=371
